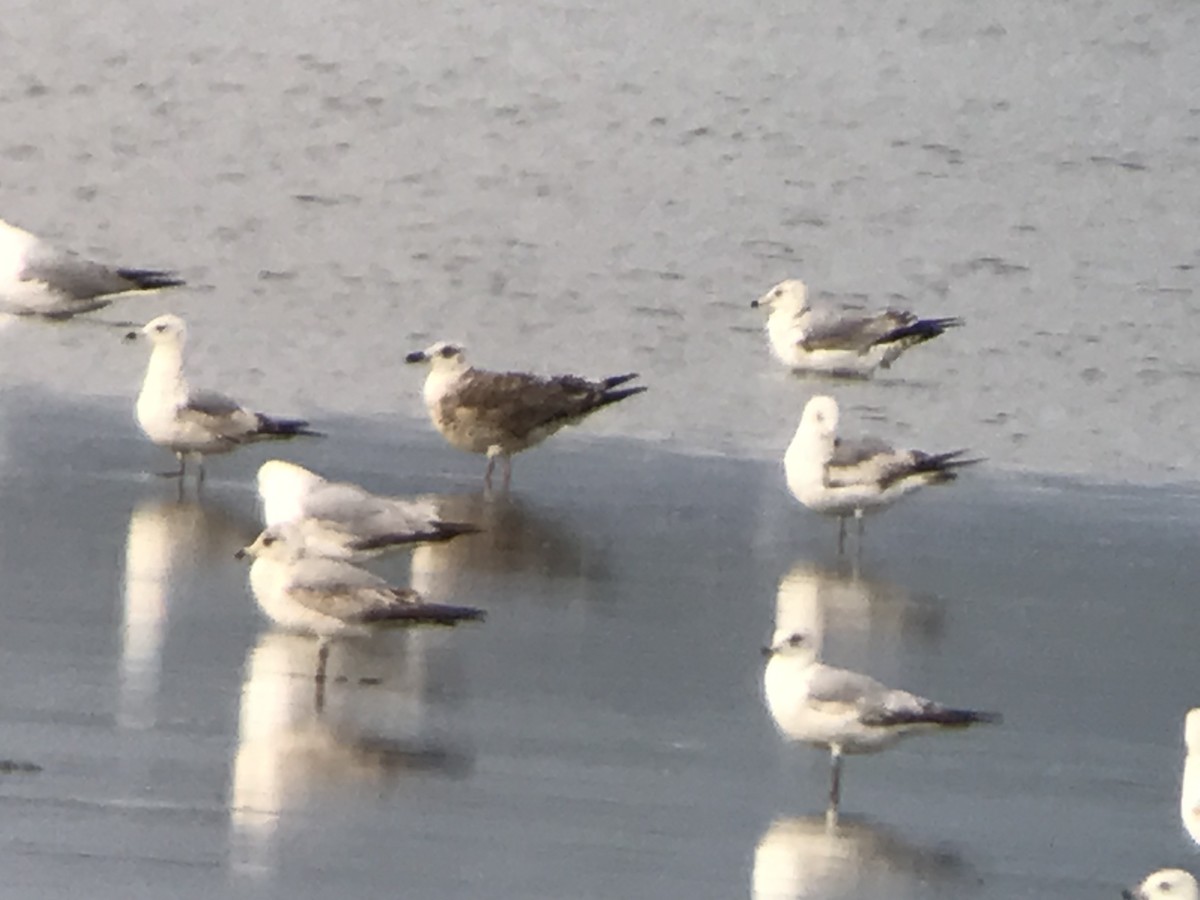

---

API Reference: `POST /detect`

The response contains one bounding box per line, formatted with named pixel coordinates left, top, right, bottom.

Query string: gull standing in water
left=130, top=314, right=320, bottom=481
left=751, top=279, right=960, bottom=377
left=786, top=395, right=979, bottom=551
left=762, top=628, right=999, bottom=811
left=236, top=523, right=485, bottom=689
left=0, top=218, right=184, bottom=319
left=1122, top=870, right=1199, bottom=900
left=405, top=341, right=647, bottom=488
left=256, top=459, right=479, bottom=560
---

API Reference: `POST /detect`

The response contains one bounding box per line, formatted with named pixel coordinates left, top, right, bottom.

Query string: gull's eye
left=155, top=323, right=167, bottom=332
left=773, top=287, right=783, bottom=298
left=440, top=345, right=456, bottom=358
left=787, top=634, right=804, bottom=647
left=1159, top=882, right=1172, bottom=893
left=262, top=535, right=276, bottom=547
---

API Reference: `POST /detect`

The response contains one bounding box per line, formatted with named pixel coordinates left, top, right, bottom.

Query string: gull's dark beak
left=1121, top=891, right=1138, bottom=900
left=760, top=645, right=775, bottom=658
left=123, top=330, right=139, bottom=342
left=404, top=350, right=427, bottom=364
left=750, top=298, right=761, bottom=309
left=234, top=548, right=248, bottom=560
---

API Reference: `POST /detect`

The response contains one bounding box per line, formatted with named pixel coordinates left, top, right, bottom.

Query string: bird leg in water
left=828, top=747, right=843, bottom=811
left=314, top=641, right=331, bottom=712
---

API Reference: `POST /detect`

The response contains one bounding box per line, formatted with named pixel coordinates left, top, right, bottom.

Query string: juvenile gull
left=751, top=279, right=960, bottom=376
left=130, top=314, right=320, bottom=481
left=256, top=459, right=479, bottom=560
left=786, top=395, right=979, bottom=550
left=762, top=628, right=999, bottom=810
left=1123, top=870, right=1199, bottom=900
left=405, top=341, right=647, bottom=488
left=0, top=217, right=184, bottom=319
left=236, top=523, right=485, bottom=683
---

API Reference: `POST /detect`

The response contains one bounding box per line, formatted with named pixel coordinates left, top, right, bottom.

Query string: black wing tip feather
left=869, top=707, right=1001, bottom=728
left=350, top=522, right=481, bottom=552
left=872, top=316, right=963, bottom=348
left=255, top=415, right=325, bottom=438
left=116, top=268, right=187, bottom=290
left=601, top=372, right=641, bottom=389
left=362, top=604, right=486, bottom=626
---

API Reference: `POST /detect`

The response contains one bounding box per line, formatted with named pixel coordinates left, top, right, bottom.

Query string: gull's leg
left=501, top=455, right=513, bottom=490
left=484, top=457, right=496, bottom=490
left=314, top=640, right=331, bottom=712
left=855, top=509, right=864, bottom=538
left=196, top=455, right=206, bottom=488
left=837, top=517, right=847, bottom=555
left=156, top=452, right=186, bottom=479
left=828, top=746, right=843, bottom=811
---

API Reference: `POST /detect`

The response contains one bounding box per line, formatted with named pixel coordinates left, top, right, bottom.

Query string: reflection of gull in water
left=0, top=217, right=185, bottom=319
left=762, top=627, right=999, bottom=810
left=408, top=491, right=592, bottom=604
left=120, top=495, right=256, bottom=728
left=256, top=459, right=479, bottom=560
left=1182, top=709, right=1200, bottom=845
left=773, top=560, right=945, bottom=650
left=129, top=314, right=321, bottom=481
left=404, top=341, right=646, bottom=488
left=229, top=631, right=472, bottom=877
left=1123, top=870, right=1199, bottom=900
left=750, top=278, right=960, bottom=377
left=753, top=815, right=967, bottom=900
left=785, top=395, right=980, bottom=551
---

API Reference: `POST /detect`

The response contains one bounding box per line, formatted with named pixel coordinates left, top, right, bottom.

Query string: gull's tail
left=253, top=414, right=324, bottom=440
left=595, top=373, right=649, bottom=408
left=911, top=449, right=983, bottom=484
left=874, top=316, right=962, bottom=368
left=115, top=268, right=187, bottom=291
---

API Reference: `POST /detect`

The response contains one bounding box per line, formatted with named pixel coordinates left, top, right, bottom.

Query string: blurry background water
left=2, top=2, right=1200, bottom=899
left=2, top=0, right=1198, bottom=484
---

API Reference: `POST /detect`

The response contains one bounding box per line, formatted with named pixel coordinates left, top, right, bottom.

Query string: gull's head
left=751, top=279, right=808, bottom=313
left=236, top=524, right=305, bottom=562
left=405, top=341, right=467, bottom=369
left=761, top=629, right=817, bottom=660
left=799, top=395, right=839, bottom=440
left=128, top=313, right=187, bottom=346
left=1123, top=870, right=1199, bottom=900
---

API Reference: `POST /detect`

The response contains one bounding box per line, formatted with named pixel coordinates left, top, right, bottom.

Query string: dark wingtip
left=117, top=268, right=186, bottom=290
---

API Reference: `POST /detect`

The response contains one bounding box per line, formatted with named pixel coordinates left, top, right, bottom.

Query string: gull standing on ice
left=256, top=459, right=479, bottom=560
left=236, top=523, right=485, bottom=685
left=762, top=628, right=999, bottom=811
left=405, top=341, right=647, bottom=488
left=1122, top=870, right=1199, bottom=900
left=786, top=395, right=979, bottom=550
left=130, top=314, right=320, bottom=481
left=751, top=279, right=960, bottom=377
left=0, top=218, right=185, bottom=319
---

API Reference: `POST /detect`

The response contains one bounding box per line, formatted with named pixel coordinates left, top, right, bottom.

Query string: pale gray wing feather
left=286, top=558, right=418, bottom=619
left=21, top=249, right=136, bottom=299
left=806, top=664, right=891, bottom=709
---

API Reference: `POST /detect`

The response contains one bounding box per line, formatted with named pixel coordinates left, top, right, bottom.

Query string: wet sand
left=0, top=389, right=1197, bottom=898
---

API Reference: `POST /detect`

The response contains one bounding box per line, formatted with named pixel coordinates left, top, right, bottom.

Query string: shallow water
left=0, top=390, right=1198, bottom=898
left=3, top=0, right=1200, bottom=484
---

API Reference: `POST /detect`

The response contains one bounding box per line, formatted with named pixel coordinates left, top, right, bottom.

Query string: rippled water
left=2, top=1, right=1200, bottom=897
left=3, top=0, right=1200, bottom=484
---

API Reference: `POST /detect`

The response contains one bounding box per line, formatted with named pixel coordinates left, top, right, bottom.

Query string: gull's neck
left=138, top=340, right=189, bottom=410
left=422, top=359, right=470, bottom=406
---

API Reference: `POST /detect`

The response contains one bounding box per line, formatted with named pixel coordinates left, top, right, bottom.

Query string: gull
left=405, top=341, right=647, bottom=488
left=1123, top=870, right=1199, bottom=900
left=762, top=628, right=999, bottom=811
left=236, top=523, right=485, bottom=687
left=1182, top=709, right=1200, bottom=846
left=751, top=279, right=960, bottom=376
left=786, top=395, right=980, bottom=551
left=256, top=459, right=480, bottom=560
left=129, top=314, right=320, bottom=481
left=0, top=217, right=184, bottom=319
